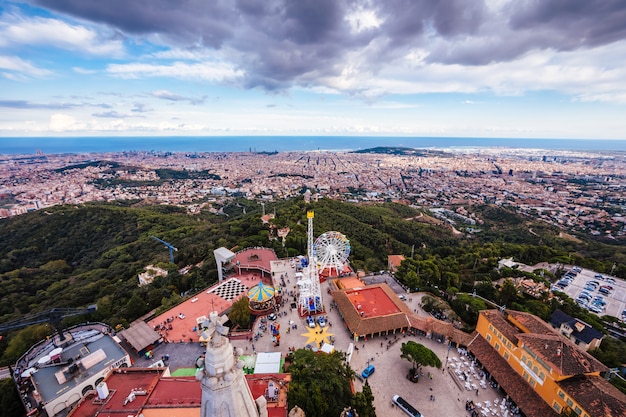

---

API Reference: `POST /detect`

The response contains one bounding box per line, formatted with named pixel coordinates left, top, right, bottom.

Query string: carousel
left=247, top=281, right=276, bottom=314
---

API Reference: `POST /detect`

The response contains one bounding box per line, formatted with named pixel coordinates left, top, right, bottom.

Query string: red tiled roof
left=246, top=373, right=290, bottom=417
left=506, top=310, right=559, bottom=336
left=144, top=376, right=201, bottom=407
left=333, top=283, right=412, bottom=337
left=517, top=333, right=607, bottom=376
left=233, top=247, right=278, bottom=273
left=480, top=310, right=522, bottom=345
left=408, top=315, right=475, bottom=347
left=68, top=368, right=164, bottom=417
left=388, top=255, right=405, bottom=269
left=558, top=375, right=626, bottom=417
left=468, top=336, right=558, bottom=417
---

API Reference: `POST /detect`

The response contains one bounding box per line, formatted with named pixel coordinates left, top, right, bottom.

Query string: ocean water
left=0, top=136, right=625, bottom=155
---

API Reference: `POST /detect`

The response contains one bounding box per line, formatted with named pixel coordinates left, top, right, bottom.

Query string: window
left=495, top=343, right=500, bottom=351
left=504, top=352, right=509, bottom=361
left=486, top=334, right=492, bottom=342
left=558, top=390, right=565, bottom=399
left=553, top=403, right=562, bottom=412
left=566, top=398, right=573, bottom=407
left=539, top=372, right=545, bottom=381
left=574, top=406, right=582, bottom=415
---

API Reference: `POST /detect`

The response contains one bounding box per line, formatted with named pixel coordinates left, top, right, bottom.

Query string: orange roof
left=148, top=274, right=262, bottom=343
left=233, top=247, right=278, bottom=273
left=68, top=368, right=165, bottom=417
left=336, top=277, right=364, bottom=289
left=388, top=255, right=405, bottom=268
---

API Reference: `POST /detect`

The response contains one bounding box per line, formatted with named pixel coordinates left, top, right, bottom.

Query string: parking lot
left=554, top=267, right=625, bottom=319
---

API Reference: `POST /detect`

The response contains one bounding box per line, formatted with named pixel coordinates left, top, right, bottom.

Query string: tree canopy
left=400, top=341, right=442, bottom=371
left=287, top=349, right=355, bottom=417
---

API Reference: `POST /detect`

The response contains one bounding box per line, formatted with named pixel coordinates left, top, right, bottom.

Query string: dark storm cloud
left=30, top=0, right=626, bottom=88
left=508, top=0, right=626, bottom=48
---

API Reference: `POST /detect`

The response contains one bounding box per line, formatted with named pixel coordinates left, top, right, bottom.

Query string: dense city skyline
left=1, top=1, right=626, bottom=139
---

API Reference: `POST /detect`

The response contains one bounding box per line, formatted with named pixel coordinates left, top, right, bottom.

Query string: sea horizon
left=1, top=136, right=626, bottom=155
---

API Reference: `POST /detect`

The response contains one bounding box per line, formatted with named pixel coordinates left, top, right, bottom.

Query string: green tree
left=124, top=294, right=148, bottom=320
left=0, top=378, right=23, bottom=417
left=351, top=379, right=376, bottom=417
left=400, top=340, right=441, bottom=370
left=1, top=324, right=50, bottom=366
left=287, top=349, right=355, bottom=417
left=499, top=279, right=518, bottom=306
left=405, top=270, right=420, bottom=292
left=400, top=341, right=442, bottom=373
left=228, top=296, right=251, bottom=330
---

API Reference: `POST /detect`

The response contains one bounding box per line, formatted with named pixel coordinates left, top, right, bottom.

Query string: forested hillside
left=1, top=198, right=624, bottom=368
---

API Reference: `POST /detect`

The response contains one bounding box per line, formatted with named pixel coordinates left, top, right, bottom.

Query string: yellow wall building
left=469, top=309, right=625, bottom=417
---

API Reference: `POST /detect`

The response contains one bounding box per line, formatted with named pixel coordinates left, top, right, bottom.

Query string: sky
left=1, top=0, right=626, bottom=139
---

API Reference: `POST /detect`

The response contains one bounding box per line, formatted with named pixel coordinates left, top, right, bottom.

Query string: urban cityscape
left=0, top=143, right=625, bottom=417
left=1, top=146, right=624, bottom=240
left=2, top=0, right=626, bottom=416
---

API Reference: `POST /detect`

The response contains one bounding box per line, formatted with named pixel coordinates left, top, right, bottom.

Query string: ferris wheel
left=313, top=231, right=351, bottom=274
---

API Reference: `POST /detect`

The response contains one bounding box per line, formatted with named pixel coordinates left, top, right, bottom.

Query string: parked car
left=317, top=316, right=326, bottom=327
left=599, top=287, right=611, bottom=295
left=589, top=305, right=603, bottom=314
left=268, top=313, right=277, bottom=321
left=393, top=395, right=423, bottom=417
left=362, top=365, right=375, bottom=378
left=307, top=315, right=315, bottom=328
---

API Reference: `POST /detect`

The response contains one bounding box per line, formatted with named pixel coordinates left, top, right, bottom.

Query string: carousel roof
left=248, top=281, right=275, bottom=302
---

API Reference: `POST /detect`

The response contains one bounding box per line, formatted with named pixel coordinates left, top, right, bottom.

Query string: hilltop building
left=137, top=264, right=168, bottom=287
left=387, top=255, right=405, bottom=274
left=468, top=309, right=624, bottom=417
left=549, top=310, right=604, bottom=351
left=14, top=323, right=131, bottom=417
left=67, top=312, right=289, bottom=417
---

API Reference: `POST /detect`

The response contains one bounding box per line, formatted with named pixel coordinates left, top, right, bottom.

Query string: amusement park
left=7, top=207, right=553, bottom=417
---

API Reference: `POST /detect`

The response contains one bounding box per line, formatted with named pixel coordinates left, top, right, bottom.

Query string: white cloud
left=73, top=67, right=97, bottom=74
left=50, top=113, right=79, bottom=131
left=315, top=39, right=626, bottom=103
left=345, top=7, right=382, bottom=33
left=0, top=13, right=123, bottom=56
left=149, top=48, right=215, bottom=61
left=0, top=55, right=51, bottom=78
left=106, top=61, right=244, bottom=82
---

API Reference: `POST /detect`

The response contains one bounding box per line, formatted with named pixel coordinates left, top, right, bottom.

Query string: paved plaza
left=130, top=278, right=515, bottom=417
